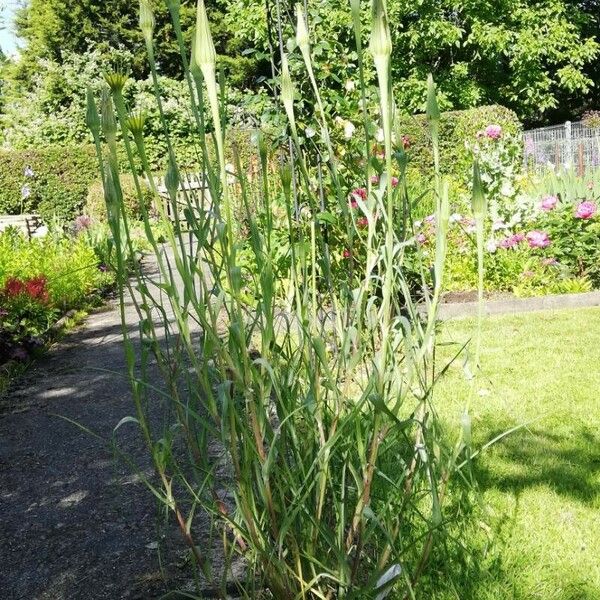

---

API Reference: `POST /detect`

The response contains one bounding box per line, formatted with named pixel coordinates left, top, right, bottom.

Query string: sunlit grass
left=433, top=307, right=600, bottom=599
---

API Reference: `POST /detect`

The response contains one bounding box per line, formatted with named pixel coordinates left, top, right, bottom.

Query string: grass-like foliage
left=87, top=0, right=486, bottom=597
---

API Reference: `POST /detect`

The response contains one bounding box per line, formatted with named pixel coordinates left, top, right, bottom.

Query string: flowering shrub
left=413, top=187, right=599, bottom=297
left=0, top=227, right=114, bottom=363
left=468, top=123, right=523, bottom=222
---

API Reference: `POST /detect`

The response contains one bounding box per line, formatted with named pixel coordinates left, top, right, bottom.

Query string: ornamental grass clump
left=88, top=0, right=486, bottom=597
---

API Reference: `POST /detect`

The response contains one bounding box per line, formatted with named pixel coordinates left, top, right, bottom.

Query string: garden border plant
left=88, top=0, right=491, bottom=597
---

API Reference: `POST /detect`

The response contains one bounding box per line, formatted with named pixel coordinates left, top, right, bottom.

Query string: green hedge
left=396, top=104, right=522, bottom=176
left=0, top=107, right=519, bottom=224
left=0, top=145, right=98, bottom=222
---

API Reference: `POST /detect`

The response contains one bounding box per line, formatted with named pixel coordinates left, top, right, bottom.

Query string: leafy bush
left=0, top=227, right=114, bottom=362
left=426, top=189, right=600, bottom=296
left=396, top=104, right=522, bottom=180
left=0, top=145, right=98, bottom=222
left=86, top=175, right=154, bottom=221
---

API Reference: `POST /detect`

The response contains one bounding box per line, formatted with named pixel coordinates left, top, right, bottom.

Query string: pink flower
left=484, top=124, right=502, bottom=140
left=526, top=230, right=551, bottom=249
left=351, top=187, right=367, bottom=201
left=371, top=175, right=380, bottom=185
left=575, top=200, right=597, bottom=220
left=424, top=214, right=436, bottom=224
left=74, top=215, right=92, bottom=232
left=391, top=176, right=399, bottom=187
left=499, top=233, right=524, bottom=249
left=349, top=199, right=358, bottom=209
left=343, top=249, right=351, bottom=259
left=416, top=233, right=427, bottom=244
left=540, top=195, right=558, bottom=212
left=357, top=217, right=368, bottom=228
left=401, top=134, right=411, bottom=149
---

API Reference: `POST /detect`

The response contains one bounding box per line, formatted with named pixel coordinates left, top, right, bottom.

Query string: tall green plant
left=88, top=0, right=486, bottom=597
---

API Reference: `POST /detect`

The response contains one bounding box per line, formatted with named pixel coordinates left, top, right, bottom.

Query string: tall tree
left=225, top=0, right=599, bottom=125
left=10, top=0, right=261, bottom=87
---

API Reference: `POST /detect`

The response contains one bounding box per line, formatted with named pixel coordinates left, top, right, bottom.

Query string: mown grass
left=431, top=306, right=600, bottom=599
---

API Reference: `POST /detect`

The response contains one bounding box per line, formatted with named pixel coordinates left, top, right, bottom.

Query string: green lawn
left=436, top=306, right=600, bottom=600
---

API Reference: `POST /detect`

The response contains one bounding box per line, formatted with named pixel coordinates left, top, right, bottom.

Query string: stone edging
left=437, top=290, right=600, bottom=319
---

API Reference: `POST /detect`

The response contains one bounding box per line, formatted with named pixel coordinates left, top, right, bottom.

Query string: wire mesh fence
left=523, top=121, right=600, bottom=174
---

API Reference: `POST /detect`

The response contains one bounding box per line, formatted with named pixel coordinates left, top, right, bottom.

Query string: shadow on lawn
left=474, top=417, right=600, bottom=506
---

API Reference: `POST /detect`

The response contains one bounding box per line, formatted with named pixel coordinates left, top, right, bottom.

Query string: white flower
left=344, top=80, right=355, bottom=92
left=449, top=212, right=462, bottom=223
left=305, top=126, right=316, bottom=138
left=486, top=239, right=497, bottom=253
left=376, top=128, right=384, bottom=143
left=344, top=120, right=355, bottom=139
left=492, top=219, right=506, bottom=231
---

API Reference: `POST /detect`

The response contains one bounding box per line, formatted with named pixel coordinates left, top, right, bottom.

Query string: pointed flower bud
left=369, top=0, right=391, bottom=59
left=194, top=0, right=216, bottom=71
left=280, top=54, right=295, bottom=113
left=100, top=90, right=117, bottom=139
left=139, top=0, right=155, bottom=42
left=165, top=156, right=180, bottom=200
left=295, top=4, right=310, bottom=52
left=426, top=74, right=441, bottom=123
left=85, top=87, right=100, bottom=136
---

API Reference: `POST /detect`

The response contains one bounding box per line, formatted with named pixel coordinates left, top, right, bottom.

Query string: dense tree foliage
left=226, top=0, right=599, bottom=124
left=10, top=0, right=261, bottom=86
left=1, top=0, right=599, bottom=128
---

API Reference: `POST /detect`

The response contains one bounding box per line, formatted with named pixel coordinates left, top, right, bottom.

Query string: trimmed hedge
left=396, top=104, right=522, bottom=176
left=0, top=145, right=98, bottom=222
left=0, top=107, right=519, bottom=224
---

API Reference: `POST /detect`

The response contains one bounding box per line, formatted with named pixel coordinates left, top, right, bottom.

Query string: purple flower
left=575, top=201, right=597, bottom=220
left=540, top=195, right=558, bottom=212
left=416, top=233, right=427, bottom=244
left=0, top=308, right=8, bottom=318
left=484, top=124, right=502, bottom=140
left=526, top=230, right=551, bottom=249
left=74, top=215, right=92, bottom=233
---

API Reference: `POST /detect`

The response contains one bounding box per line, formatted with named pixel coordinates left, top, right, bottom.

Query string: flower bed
left=0, top=224, right=115, bottom=364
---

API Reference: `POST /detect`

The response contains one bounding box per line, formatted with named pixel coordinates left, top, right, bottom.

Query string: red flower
left=25, top=276, right=49, bottom=303
left=4, top=277, right=26, bottom=298
left=2, top=275, right=49, bottom=303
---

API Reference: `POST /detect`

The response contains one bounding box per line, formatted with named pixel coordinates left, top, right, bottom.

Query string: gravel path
left=0, top=265, right=196, bottom=598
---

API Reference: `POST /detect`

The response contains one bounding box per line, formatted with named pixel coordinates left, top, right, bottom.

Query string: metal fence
left=523, top=121, right=600, bottom=174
